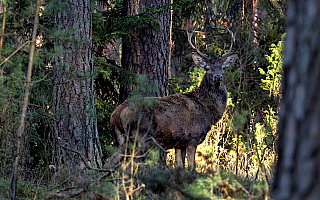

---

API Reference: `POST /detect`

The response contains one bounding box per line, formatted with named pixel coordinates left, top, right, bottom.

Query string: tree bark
left=120, top=0, right=172, bottom=102
left=273, top=1, right=320, bottom=199
left=53, top=0, right=102, bottom=172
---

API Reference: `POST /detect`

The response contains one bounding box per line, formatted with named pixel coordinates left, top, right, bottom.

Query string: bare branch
left=45, top=188, right=85, bottom=200
left=0, top=41, right=30, bottom=71
left=62, top=146, right=113, bottom=174
left=149, top=136, right=168, bottom=153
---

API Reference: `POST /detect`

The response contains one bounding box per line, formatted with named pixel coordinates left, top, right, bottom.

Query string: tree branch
left=62, top=146, right=113, bottom=174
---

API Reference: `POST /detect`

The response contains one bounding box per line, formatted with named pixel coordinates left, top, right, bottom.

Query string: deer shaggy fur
left=107, top=53, right=237, bottom=169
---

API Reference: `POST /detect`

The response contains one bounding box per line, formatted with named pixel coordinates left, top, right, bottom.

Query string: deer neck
left=197, top=74, right=226, bottom=96
left=195, top=76, right=227, bottom=122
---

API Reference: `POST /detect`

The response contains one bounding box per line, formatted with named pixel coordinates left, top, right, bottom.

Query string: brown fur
left=107, top=53, right=237, bottom=169
left=110, top=101, right=128, bottom=137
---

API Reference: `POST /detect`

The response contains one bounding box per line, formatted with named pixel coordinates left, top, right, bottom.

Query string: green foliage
left=95, top=57, right=125, bottom=148
left=137, top=167, right=270, bottom=199
left=0, top=0, right=39, bottom=176
left=129, top=74, right=156, bottom=100
left=90, top=179, right=117, bottom=198
left=93, top=0, right=169, bottom=45
left=259, top=38, right=284, bottom=97
left=186, top=66, right=206, bottom=92
left=0, top=178, right=47, bottom=199
left=253, top=106, right=278, bottom=168
left=168, top=75, right=188, bottom=93
left=182, top=169, right=269, bottom=199
left=128, top=74, right=159, bottom=112
left=168, top=65, right=205, bottom=94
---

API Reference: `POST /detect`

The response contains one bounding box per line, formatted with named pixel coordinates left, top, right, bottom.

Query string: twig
left=0, top=4, right=6, bottom=54
left=149, top=136, right=168, bottom=153
left=46, top=188, right=85, bottom=200
left=51, top=176, right=72, bottom=190
left=117, top=147, right=153, bottom=159
left=0, top=40, right=30, bottom=69
left=0, top=92, right=42, bottom=108
left=61, top=146, right=113, bottom=174
left=96, top=175, right=121, bottom=183
left=232, top=180, right=251, bottom=196
left=30, top=74, right=48, bottom=83
left=131, top=185, right=144, bottom=194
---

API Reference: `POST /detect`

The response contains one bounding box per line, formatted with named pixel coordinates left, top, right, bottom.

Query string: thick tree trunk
left=273, top=1, right=320, bottom=199
left=120, top=0, right=171, bottom=102
left=53, top=0, right=102, bottom=172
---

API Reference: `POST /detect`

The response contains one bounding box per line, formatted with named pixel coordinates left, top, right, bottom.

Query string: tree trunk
left=252, top=0, right=258, bottom=44
left=120, top=0, right=172, bottom=102
left=273, top=1, right=320, bottom=199
left=53, top=0, right=102, bottom=172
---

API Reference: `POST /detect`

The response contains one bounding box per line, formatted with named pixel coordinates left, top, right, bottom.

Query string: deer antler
left=187, top=28, right=209, bottom=58
left=221, top=26, right=239, bottom=59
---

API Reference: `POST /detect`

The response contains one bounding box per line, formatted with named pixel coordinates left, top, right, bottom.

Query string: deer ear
left=222, top=54, right=238, bottom=68
left=192, top=53, right=208, bottom=69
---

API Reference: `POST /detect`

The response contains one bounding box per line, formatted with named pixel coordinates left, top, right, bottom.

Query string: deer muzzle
left=214, top=74, right=223, bottom=82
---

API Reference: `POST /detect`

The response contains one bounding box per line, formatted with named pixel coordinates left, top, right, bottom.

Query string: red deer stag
left=107, top=28, right=238, bottom=170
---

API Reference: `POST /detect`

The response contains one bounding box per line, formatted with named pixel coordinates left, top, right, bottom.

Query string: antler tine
left=187, top=29, right=209, bottom=58
left=221, top=26, right=238, bottom=59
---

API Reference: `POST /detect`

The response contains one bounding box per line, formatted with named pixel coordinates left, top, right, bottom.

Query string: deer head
left=187, top=27, right=238, bottom=87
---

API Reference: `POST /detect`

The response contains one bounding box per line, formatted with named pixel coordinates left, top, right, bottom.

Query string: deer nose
left=214, top=74, right=223, bottom=81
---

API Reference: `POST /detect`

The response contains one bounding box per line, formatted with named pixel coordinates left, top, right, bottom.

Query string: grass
left=0, top=177, right=47, bottom=200
left=0, top=121, right=276, bottom=200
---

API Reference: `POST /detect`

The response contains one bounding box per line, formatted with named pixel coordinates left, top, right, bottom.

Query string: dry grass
left=167, top=119, right=277, bottom=183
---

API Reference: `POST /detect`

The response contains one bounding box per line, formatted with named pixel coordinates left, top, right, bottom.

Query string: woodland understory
left=0, top=0, right=286, bottom=199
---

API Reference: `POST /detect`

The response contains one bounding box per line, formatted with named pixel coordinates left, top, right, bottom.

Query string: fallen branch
left=46, top=188, right=85, bottom=199
left=62, top=146, right=113, bottom=174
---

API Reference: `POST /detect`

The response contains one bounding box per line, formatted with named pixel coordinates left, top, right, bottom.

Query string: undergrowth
left=0, top=160, right=271, bottom=199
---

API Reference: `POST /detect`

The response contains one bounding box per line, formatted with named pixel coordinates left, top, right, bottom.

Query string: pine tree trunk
left=53, top=0, right=102, bottom=172
left=252, top=0, right=258, bottom=44
left=120, top=0, right=172, bottom=101
left=273, top=1, right=320, bottom=199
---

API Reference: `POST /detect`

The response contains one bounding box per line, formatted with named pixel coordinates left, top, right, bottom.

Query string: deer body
left=151, top=78, right=227, bottom=150
left=109, top=52, right=236, bottom=169
left=107, top=27, right=238, bottom=169
left=113, top=78, right=227, bottom=147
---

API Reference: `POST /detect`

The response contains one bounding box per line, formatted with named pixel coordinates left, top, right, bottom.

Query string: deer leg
left=175, top=147, right=186, bottom=168
left=186, top=145, right=197, bottom=170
